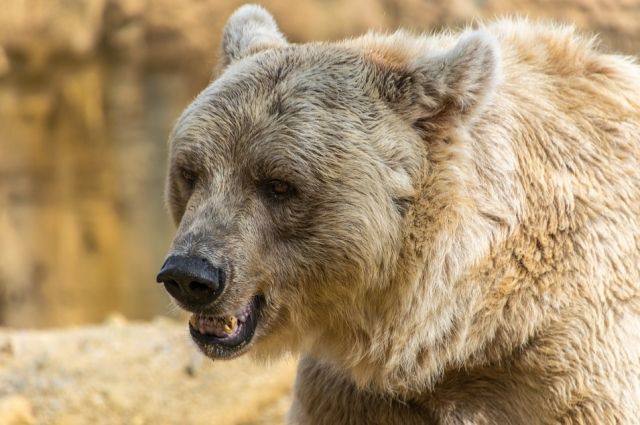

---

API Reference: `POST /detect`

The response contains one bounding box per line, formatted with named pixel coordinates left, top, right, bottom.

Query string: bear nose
left=156, top=255, right=225, bottom=307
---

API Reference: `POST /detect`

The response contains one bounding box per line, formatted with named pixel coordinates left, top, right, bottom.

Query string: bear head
left=158, top=4, right=506, bottom=391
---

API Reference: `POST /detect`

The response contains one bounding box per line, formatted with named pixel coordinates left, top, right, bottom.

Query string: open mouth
left=188, top=296, right=262, bottom=358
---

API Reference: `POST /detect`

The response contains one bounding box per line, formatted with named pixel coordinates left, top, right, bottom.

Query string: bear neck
left=306, top=67, right=640, bottom=400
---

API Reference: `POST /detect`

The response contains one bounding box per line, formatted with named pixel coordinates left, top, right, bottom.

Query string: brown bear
left=156, top=5, right=640, bottom=424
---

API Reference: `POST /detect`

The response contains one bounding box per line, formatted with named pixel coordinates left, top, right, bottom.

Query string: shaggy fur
left=164, top=5, right=640, bottom=424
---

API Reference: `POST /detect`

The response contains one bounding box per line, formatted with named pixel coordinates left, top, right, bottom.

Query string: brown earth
left=0, top=316, right=297, bottom=425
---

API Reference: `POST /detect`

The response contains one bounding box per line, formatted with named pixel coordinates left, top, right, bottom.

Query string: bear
left=156, top=4, right=640, bottom=424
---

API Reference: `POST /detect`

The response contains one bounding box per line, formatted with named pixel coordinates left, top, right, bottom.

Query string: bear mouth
left=188, top=296, right=262, bottom=359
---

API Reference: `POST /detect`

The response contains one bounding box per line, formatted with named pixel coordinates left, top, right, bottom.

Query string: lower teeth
left=223, top=316, right=238, bottom=335
left=191, top=314, right=240, bottom=337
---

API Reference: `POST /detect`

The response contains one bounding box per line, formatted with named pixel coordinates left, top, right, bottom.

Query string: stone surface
left=0, top=396, right=35, bottom=425
left=0, top=0, right=638, bottom=75
left=0, top=319, right=297, bottom=425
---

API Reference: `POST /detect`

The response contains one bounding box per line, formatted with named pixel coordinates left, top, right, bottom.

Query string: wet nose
left=156, top=255, right=225, bottom=306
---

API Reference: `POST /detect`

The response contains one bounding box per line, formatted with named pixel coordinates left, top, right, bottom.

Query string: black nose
left=156, top=255, right=225, bottom=306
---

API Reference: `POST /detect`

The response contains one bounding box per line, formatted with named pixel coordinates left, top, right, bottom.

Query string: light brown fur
left=164, top=5, right=640, bottom=424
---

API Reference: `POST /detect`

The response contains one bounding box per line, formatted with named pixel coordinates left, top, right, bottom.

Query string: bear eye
left=259, top=179, right=296, bottom=201
left=179, top=167, right=197, bottom=191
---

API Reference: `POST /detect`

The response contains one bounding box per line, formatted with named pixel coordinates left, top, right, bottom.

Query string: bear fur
left=164, top=5, right=640, bottom=424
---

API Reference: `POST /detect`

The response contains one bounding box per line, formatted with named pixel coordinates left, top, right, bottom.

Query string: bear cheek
left=167, top=183, right=187, bottom=225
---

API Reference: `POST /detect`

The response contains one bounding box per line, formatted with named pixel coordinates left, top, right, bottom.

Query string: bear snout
left=156, top=254, right=226, bottom=309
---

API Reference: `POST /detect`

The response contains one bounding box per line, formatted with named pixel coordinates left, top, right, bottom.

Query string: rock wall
left=1, top=0, right=638, bottom=77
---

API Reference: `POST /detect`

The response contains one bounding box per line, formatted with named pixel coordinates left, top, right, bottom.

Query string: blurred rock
left=0, top=0, right=638, bottom=76
left=0, top=339, right=13, bottom=357
left=103, top=0, right=146, bottom=58
left=0, top=396, right=35, bottom=425
left=0, top=47, right=9, bottom=77
left=185, top=350, right=204, bottom=377
left=0, top=0, right=107, bottom=72
left=103, top=311, right=128, bottom=326
left=0, top=322, right=297, bottom=425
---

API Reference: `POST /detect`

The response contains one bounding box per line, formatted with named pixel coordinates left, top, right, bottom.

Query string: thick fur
left=164, top=5, right=640, bottom=424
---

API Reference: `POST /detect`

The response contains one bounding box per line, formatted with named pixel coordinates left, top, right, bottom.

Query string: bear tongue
left=190, top=314, right=238, bottom=338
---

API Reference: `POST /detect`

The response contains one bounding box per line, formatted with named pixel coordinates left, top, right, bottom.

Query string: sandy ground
left=0, top=316, right=297, bottom=425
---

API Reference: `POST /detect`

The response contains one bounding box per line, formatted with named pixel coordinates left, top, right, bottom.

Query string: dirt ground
left=0, top=316, right=297, bottom=425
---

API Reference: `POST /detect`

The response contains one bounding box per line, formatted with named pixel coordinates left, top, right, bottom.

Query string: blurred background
left=1, top=0, right=639, bottom=329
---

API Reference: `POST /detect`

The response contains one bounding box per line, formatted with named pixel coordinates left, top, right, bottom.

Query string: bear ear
left=219, top=4, right=288, bottom=68
left=381, top=30, right=501, bottom=136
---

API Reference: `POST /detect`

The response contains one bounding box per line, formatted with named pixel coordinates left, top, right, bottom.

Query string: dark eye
left=259, top=179, right=296, bottom=201
left=179, top=167, right=197, bottom=191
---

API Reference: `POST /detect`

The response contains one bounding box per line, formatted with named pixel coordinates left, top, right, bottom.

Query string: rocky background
left=2, top=0, right=639, bottom=77
left=0, top=1, right=639, bottom=424
left=0, top=316, right=297, bottom=425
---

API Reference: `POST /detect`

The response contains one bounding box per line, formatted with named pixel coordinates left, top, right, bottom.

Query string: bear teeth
left=190, top=312, right=246, bottom=337
left=189, top=301, right=253, bottom=337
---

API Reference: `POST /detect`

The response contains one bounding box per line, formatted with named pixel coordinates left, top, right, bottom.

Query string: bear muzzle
left=156, top=254, right=226, bottom=308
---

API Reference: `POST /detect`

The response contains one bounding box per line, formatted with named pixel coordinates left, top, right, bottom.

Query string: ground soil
left=0, top=316, right=297, bottom=425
